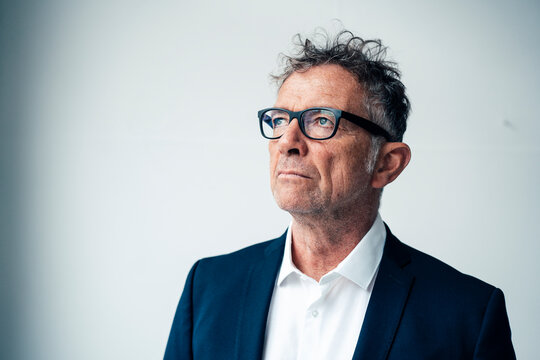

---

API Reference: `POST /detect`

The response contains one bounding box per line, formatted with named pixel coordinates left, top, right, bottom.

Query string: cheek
left=318, top=155, right=342, bottom=194
left=329, top=148, right=368, bottom=191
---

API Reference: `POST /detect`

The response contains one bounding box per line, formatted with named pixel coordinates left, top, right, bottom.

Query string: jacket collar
left=352, top=224, right=414, bottom=360
left=234, top=231, right=286, bottom=360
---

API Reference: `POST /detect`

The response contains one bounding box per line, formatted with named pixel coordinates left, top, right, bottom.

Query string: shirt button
left=311, top=310, right=319, bottom=317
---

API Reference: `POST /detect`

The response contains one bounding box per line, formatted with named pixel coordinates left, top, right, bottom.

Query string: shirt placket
left=297, top=276, right=336, bottom=360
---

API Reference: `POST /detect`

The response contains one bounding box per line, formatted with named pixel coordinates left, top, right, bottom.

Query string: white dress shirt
left=262, top=214, right=386, bottom=360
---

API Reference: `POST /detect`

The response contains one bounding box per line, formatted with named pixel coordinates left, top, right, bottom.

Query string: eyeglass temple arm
left=341, top=111, right=394, bottom=141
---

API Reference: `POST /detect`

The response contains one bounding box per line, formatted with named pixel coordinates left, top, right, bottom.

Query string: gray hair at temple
left=272, top=30, right=410, bottom=143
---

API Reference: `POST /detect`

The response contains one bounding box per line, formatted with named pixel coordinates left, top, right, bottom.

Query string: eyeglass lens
left=261, top=109, right=336, bottom=139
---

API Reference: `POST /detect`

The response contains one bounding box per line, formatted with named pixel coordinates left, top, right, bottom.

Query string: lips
left=277, top=170, right=311, bottom=179
left=275, top=158, right=313, bottom=180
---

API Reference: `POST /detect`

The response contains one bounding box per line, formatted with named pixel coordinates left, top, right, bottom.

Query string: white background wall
left=1, top=0, right=538, bottom=359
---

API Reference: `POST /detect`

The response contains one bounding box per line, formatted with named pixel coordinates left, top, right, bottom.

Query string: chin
left=272, top=191, right=325, bottom=215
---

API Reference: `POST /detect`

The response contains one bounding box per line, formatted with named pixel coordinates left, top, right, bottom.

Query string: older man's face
left=269, top=64, right=376, bottom=216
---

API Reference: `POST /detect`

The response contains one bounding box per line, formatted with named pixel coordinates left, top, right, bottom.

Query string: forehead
left=275, top=64, right=364, bottom=115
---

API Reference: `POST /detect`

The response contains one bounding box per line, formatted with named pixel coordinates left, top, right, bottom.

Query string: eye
left=314, top=116, right=334, bottom=128
left=317, top=117, right=331, bottom=126
left=273, top=117, right=288, bottom=128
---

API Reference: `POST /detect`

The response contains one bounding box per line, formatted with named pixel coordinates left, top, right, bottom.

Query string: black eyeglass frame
left=258, top=107, right=393, bottom=141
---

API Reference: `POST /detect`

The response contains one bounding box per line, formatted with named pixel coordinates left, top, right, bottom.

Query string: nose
left=275, top=117, right=308, bottom=156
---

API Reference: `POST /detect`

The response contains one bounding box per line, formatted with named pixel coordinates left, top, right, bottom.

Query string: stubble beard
left=271, top=173, right=373, bottom=220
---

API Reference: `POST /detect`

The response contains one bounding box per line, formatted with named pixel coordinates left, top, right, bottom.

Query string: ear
left=371, top=142, right=411, bottom=189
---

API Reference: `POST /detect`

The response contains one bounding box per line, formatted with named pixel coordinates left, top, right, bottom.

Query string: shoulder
left=190, top=232, right=286, bottom=287
left=382, top=230, right=514, bottom=357
left=199, top=234, right=285, bottom=268
left=384, top=229, right=499, bottom=320
left=396, top=236, right=495, bottom=297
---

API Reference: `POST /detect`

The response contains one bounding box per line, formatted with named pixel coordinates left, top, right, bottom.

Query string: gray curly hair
left=272, top=30, right=410, bottom=143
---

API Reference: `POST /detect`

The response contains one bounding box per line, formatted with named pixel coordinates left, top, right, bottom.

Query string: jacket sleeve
left=473, top=287, right=516, bottom=359
left=164, top=261, right=200, bottom=360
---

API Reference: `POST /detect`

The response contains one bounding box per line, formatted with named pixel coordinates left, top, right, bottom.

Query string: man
left=164, top=30, right=516, bottom=359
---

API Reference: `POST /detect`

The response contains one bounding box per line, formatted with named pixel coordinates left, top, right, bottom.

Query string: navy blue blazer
left=164, top=227, right=516, bottom=359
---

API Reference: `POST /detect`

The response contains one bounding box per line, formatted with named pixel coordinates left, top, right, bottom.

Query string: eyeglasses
left=258, top=107, right=393, bottom=141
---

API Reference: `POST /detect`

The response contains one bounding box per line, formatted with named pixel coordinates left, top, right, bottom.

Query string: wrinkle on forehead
left=275, top=64, right=366, bottom=118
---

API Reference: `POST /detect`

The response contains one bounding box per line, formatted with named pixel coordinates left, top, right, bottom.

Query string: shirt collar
left=276, top=213, right=386, bottom=290
left=277, top=223, right=300, bottom=285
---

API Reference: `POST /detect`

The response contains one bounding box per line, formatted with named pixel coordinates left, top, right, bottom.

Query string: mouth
left=277, top=170, right=311, bottom=179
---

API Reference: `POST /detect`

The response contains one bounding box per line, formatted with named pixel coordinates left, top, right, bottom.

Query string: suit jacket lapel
left=234, top=232, right=286, bottom=360
left=352, top=228, right=414, bottom=360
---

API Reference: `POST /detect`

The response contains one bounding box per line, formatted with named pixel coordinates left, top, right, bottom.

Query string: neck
left=289, top=206, right=378, bottom=282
